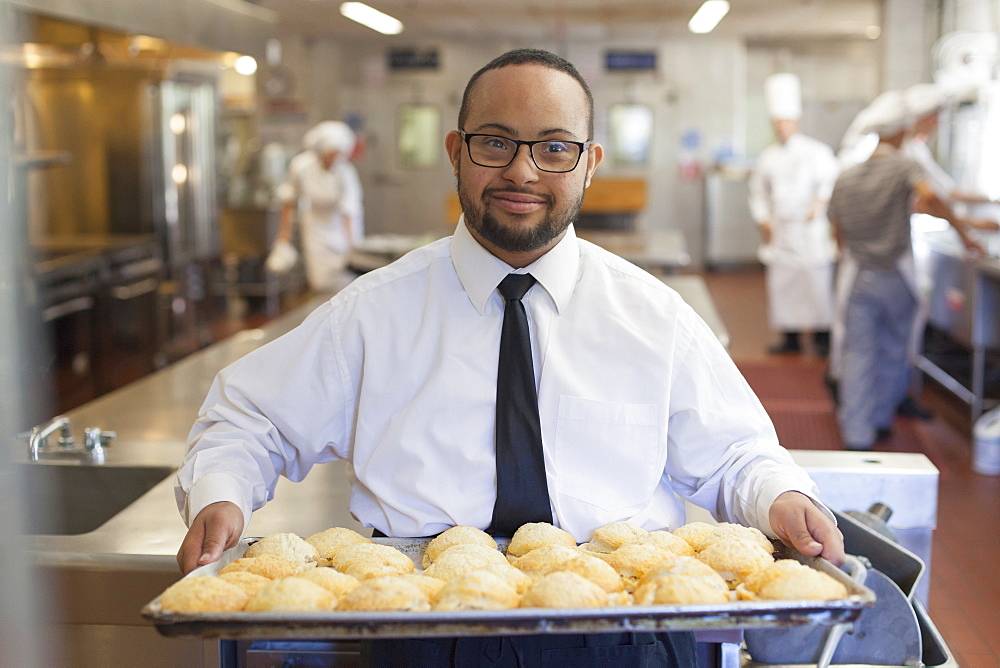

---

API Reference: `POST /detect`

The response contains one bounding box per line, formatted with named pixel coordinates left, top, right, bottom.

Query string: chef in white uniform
left=268, top=121, right=364, bottom=293
left=749, top=73, right=840, bottom=355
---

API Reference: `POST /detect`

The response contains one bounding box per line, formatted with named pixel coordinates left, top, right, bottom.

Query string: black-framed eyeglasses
left=460, top=132, right=591, bottom=173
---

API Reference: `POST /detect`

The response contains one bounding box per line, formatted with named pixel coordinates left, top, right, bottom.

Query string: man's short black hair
left=458, top=48, right=595, bottom=141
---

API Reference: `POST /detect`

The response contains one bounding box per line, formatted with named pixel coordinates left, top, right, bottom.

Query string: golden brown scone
left=632, top=531, right=697, bottom=557
left=295, top=568, right=361, bottom=600
left=520, top=571, right=609, bottom=608
left=305, top=527, right=373, bottom=566
left=432, top=570, right=521, bottom=611
left=633, top=574, right=731, bottom=605
left=580, top=521, right=649, bottom=554
left=476, top=561, right=534, bottom=595
left=638, top=555, right=724, bottom=589
left=337, top=575, right=432, bottom=611
left=701, top=523, right=775, bottom=555
left=244, top=577, right=336, bottom=612
left=159, top=575, right=250, bottom=613
left=422, top=543, right=509, bottom=581
left=421, top=526, right=498, bottom=569
left=736, top=559, right=848, bottom=601
left=672, top=521, right=722, bottom=551
left=695, top=539, right=775, bottom=587
left=506, top=522, right=577, bottom=558
left=606, top=543, right=678, bottom=590
left=217, top=571, right=272, bottom=598
left=244, top=532, right=320, bottom=567
left=330, top=542, right=416, bottom=580
left=219, top=555, right=303, bottom=580
left=508, top=545, right=581, bottom=576
left=401, top=574, right=448, bottom=600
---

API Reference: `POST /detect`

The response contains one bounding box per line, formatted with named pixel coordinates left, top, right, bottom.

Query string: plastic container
left=972, top=406, right=1000, bottom=475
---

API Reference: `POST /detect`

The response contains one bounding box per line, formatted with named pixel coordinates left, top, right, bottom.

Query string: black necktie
left=489, top=273, right=552, bottom=536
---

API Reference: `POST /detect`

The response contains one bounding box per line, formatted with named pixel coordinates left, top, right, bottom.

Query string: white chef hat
left=856, top=90, right=909, bottom=137
left=904, top=83, right=947, bottom=121
left=764, top=73, right=802, bottom=120
left=303, top=121, right=356, bottom=156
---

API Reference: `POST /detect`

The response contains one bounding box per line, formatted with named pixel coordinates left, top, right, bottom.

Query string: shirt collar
left=451, top=215, right=580, bottom=315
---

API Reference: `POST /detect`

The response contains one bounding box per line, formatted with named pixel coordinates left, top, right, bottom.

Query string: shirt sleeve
left=663, top=303, right=831, bottom=535
left=174, top=301, right=352, bottom=535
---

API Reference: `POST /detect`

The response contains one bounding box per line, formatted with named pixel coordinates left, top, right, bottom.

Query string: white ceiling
left=252, top=0, right=883, bottom=43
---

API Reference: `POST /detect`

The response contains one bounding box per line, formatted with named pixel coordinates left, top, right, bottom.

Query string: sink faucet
left=28, top=415, right=74, bottom=461
left=26, top=416, right=115, bottom=462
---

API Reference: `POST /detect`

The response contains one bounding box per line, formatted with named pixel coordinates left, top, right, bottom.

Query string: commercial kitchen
left=2, top=1, right=999, bottom=666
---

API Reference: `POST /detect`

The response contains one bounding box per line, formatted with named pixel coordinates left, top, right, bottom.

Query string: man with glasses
left=176, top=49, right=844, bottom=666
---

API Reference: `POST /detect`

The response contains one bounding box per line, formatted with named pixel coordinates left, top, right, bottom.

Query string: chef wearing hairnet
left=267, top=120, right=364, bottom=293
left=748, top=73, right=840, bottom=355
left=827, top=90, right=984, bottom=450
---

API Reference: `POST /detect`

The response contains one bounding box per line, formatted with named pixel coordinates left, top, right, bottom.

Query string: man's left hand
left=769, top=491, right=846, bottom=566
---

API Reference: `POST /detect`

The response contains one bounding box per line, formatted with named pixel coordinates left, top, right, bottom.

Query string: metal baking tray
left=143, top=537, right=875, bottom=640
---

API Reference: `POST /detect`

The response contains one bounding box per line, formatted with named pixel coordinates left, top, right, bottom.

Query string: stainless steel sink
left=17, top=463, right=175, bottom=535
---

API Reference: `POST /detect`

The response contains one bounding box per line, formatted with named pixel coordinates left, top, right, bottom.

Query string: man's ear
left=445, top=130, right=463, bottom=177
left=583, top=142, right=604, bottom=189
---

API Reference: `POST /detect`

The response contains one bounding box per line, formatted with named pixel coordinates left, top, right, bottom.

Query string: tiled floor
left=702, top=268, right=1000, bottom=667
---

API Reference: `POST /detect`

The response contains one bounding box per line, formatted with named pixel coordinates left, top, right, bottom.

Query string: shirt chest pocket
left=553, top=396, right=661, bottom=512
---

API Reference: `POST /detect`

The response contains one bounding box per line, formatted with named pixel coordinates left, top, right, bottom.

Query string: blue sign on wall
left=605, top=51, right=657, bottom=71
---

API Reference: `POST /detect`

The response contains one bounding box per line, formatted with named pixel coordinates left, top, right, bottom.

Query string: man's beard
left=457, top=167, right=585, bottom=254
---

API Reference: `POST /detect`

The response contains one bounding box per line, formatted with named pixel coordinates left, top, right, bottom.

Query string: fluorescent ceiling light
left=688, top=0, right=730, bottom=34
left=339, top=2, right=403, bottom=35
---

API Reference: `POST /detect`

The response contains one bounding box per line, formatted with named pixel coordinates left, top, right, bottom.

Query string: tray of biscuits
left=142, top=520, right=875, bottom=639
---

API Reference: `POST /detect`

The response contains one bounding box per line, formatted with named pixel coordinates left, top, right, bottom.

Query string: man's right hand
left=176, top=501, right=245, bottom=574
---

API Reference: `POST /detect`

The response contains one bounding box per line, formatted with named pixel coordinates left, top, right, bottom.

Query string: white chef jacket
left=278, top=151, right=364, bottom=291
left=176, top=218, right=827, bottom=541
left=749, top=133, right=839, bottom=330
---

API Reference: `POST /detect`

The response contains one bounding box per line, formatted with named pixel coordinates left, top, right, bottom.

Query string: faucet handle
left=84, top=427, right=116, bottom=450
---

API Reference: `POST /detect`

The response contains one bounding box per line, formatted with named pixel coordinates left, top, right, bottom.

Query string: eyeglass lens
left=467, top=135, right=582, bottom=172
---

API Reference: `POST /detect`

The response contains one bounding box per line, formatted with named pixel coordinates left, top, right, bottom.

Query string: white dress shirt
left=176, top=219, right=826, bottom=540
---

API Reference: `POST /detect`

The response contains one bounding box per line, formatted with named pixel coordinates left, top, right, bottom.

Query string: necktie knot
left=498, top=273, right=536, bottom=301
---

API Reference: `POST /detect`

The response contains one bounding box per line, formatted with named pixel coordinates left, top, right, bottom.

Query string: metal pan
left=143, top=537, right=875, bottom=640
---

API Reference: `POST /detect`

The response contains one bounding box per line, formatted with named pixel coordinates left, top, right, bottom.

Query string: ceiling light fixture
left=688, top=0, right=730, bottom=34
left=339, top=2, right=403, bottom=35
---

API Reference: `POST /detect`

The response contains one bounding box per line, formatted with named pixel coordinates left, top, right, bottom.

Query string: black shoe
left=846, top=442, right=873, bottom=451
left=824, top=373, right=839, bottom=406
left=769, top=332, right=801, bottom=355
left=896, top=396, right=933, bottom=420
left=876, top=427, right=893, bottom=442
left=813, top=331, right=831, bottom=357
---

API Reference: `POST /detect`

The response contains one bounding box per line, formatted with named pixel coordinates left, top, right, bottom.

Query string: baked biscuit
left=244, top=532, right=320, bottom=567
left=520, top=571, right=609, bottom=608
left=331, top=542, right=415, bottom=580
left=432, top=570, right=520, bottom=611
left=508, top=545, right=581, bottom=576
left=633, top=574, right=731, bottom=605
left=632, top=531, right=696, bottom=557
left=244, top=577, right=336, bottom=612
left=306, top=527, right=373, bottom=566
left=219, top=554, right=303, bottom=580
left=295, top=568, right=361, bottom=600
left=695, top=539, right=774, bottom=586
left=337, top=575, right=432, bottom=611
left=606, top=543, right=679, bottom=590
left=159, top=575, right=250, bottom=613
left=580, top=521, right=648, bottom=554
left=700, top=523, right=775, bottom=555
left=476, top=561, right=534, bottom=594
left=422, top=543, right=508, bottom=581
left=421, top=526, right=497, bottom=569
left=506, top=522, right=577, bottom=558
left=217, top=571, right=272, bottom=598
left=638, top=555, right=723, bottom=588
left=672, top=522, right=720, bottom=552
left=401, top=574, right=447, bottom=600
left=736, top=559, right=848, bottom=601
